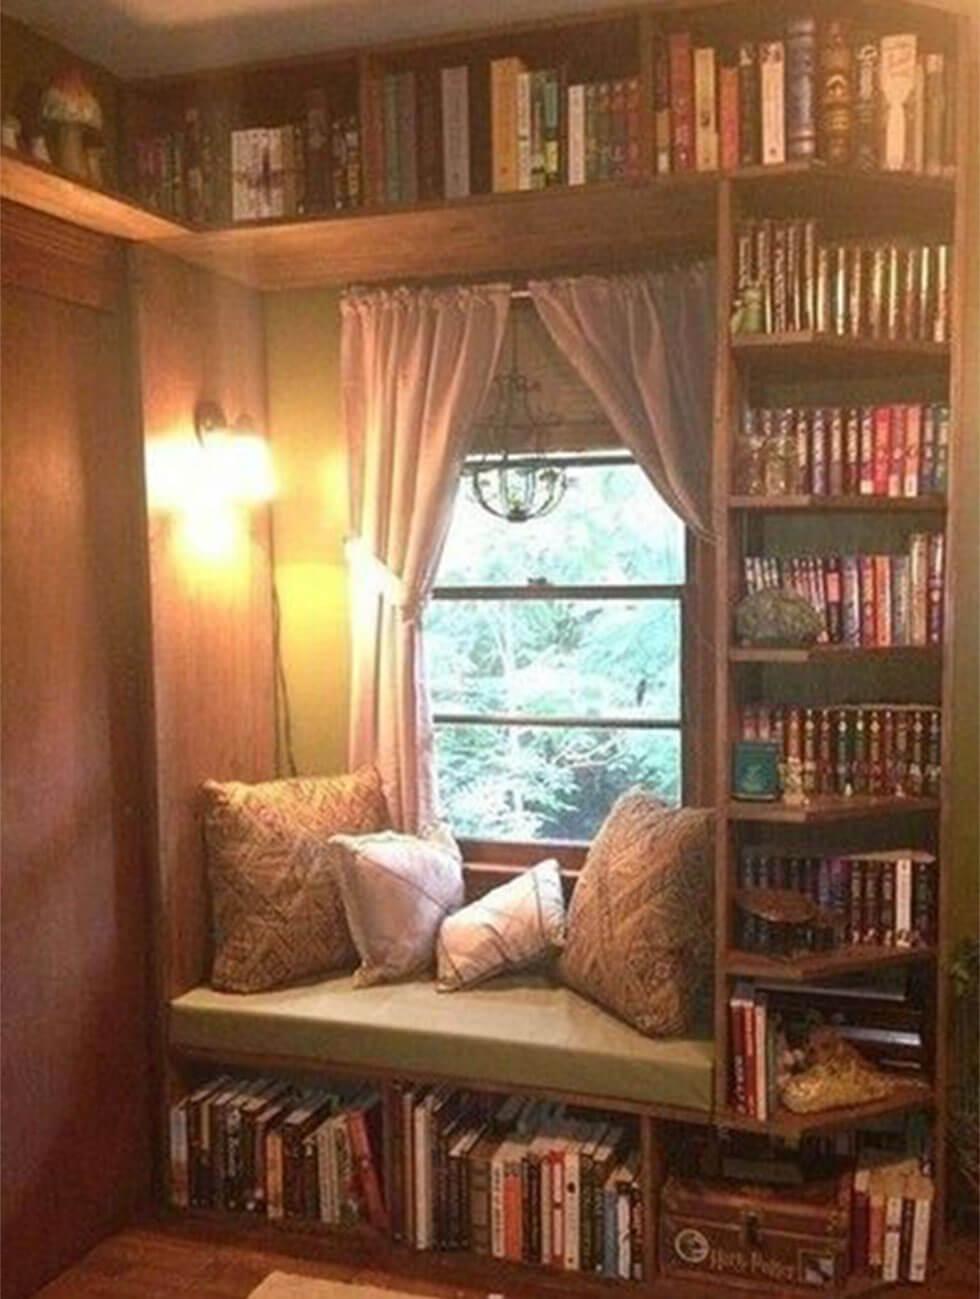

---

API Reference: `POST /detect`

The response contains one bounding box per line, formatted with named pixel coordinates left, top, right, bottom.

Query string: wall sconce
left=146, top=399, right=275, bottom=560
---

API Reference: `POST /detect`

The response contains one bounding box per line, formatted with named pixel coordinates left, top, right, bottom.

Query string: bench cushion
left=169, top=972, right=714, bottom=1114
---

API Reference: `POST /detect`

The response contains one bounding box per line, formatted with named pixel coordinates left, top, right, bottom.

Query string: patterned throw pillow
left=559, top=791, right=714, bottom=1037
left=202, top=767, right=389, bottom=993
left=331, top=826, right=465, bottom=987
left=436, top=859, right=567, bottom=992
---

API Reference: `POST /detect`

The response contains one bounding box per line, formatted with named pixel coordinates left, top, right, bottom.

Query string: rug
left=248, top=1272, right=502, bottom=1299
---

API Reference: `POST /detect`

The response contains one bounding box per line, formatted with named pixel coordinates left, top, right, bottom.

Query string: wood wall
left=128, top=246, right=277, bottom=1004
left=0, top=202, right=154, bottom=1299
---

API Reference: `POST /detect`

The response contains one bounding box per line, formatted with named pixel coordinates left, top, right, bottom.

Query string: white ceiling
left=1, top=0, right=638, bottom=79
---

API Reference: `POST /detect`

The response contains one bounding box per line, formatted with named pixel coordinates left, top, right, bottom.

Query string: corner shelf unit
left=711, top=9, right=969, bottom=1262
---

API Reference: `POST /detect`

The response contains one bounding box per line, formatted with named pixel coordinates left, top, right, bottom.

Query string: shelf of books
left=167, top=1070, right=653, bottom=1289
left=711, top=2, right=967, bottom=1289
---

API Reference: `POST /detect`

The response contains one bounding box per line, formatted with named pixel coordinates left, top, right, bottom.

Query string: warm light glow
left=178, top=503, right=241, bottom=562
left=146, top=432, right=275, bottom=512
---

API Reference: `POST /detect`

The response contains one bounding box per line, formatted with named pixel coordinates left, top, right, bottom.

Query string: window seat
left=169, top=971, right=714, bottom=1115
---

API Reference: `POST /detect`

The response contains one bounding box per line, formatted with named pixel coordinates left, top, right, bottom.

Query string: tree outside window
left=427, top=453, right=687, bottom=842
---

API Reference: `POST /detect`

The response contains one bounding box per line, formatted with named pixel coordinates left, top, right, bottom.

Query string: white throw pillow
left=330, top=825, right=464, bottom=987
left=436, top=859, right=566, bottom=992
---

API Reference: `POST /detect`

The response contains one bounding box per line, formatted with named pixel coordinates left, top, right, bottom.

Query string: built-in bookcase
left=710, top=3, right=969, bottom=1272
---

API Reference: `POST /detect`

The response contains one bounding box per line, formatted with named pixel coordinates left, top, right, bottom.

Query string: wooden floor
left=33, top=1217, right=980, bottom=1299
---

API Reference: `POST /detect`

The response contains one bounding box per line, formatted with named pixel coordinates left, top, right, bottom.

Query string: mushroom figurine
left=41, top=68, right=103, bottom=180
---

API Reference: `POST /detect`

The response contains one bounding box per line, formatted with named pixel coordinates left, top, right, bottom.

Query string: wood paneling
left=129, top=246, right=276, bottom=1001
left=0, top=207, right=153, bottom=1299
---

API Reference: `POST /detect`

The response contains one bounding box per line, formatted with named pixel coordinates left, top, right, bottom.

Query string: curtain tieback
left=344, top=536, right=423, bottom=621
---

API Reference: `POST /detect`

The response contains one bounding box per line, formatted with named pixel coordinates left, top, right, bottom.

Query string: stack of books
left=652, top=22, right=956, bottom=175
left=728, top=979, right=926, bottom=1121
left=389, top=1087, right=644, bottom=1278
left=737, top=849, right=938, bottom=953
left=168, top=1077, right=386, bottom=1227
left=742, top=534, right=945, bottom=647
left=736, top=402, right=949, bottom=498
left=133, top=92, right=361, bottom=223
left=369, top=67, right=472, bottom=204
left=735, top=219, right=951, bottom=340
left=851, top=1153, right=935, bottom=1284
left=738, top=703, right=942, bottom=798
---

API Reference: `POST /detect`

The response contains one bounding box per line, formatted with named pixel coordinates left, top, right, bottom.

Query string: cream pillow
left=436, top=859, right=566, bottom=992
left=330, top=826, right=464, bottom=986
left=202, top=767, right=389, bottom=993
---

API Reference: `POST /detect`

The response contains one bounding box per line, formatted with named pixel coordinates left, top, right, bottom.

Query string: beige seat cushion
left=559, top=792, right=714, bottom=1037
left=170, top=972, right=714, bottom=1112
left=203, top=767, right=389, bottom=993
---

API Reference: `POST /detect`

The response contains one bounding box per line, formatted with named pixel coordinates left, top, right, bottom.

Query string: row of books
left=389, top=1086, right=644, bottom=1278
left=742, top=535, right=945, bottom=648
left=728, top=977, right=926, bottom=1121
left=734, top=219, right=950, bottom=341
left=737, top=850, right=938, bottom=952
left=168, top=1075, right=386, bottom=1227
left=132, top=92, right=361, bottom=222
left=739, top=704, right=942, bottom=799
left=851, top=1153, right=934, bottom=1284
left=736, top=402, right=950, bottom=498
left=229, top=115, right=361, bottom=220
left=653, top=23, right=955, bottom=175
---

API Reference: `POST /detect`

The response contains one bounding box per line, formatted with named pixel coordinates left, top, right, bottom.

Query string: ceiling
left=1, top=0, right=637, bottom=79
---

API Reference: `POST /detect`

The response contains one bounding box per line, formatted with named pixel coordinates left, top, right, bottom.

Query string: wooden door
left=0, top=202, right=153, bottom=1299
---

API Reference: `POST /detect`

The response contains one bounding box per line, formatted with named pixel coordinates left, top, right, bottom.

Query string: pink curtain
left=529, top=263, right=716, bottom=537
left=342, top=283, right=510, bottom=831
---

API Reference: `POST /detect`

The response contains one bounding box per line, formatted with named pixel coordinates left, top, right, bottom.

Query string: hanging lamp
left=466, top=310, right=567, bottom=523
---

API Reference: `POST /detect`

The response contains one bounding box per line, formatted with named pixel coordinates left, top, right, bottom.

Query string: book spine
left=786, top=17, right=817, bottom=160
left=896, top=858, right=913, bottom=946
left=516, top=70, right=532, bottom=191
left=693, top=46, right=719, bottom=171
left=880, top=34, right=918, bottom=171
left=759, top=41, right=786, bottom=165
left=853, top=34, right=879, bottom=168
left=653, top=37, right=672, bottom=173
left=383, top=75, right=401, bottom=202
left=441, top=67, right=471, bottom=199
left=491, top=59, right=520, bottom=192
left=924, top=54, right=946, bottom=176
left=819, top=20, right=853, bottom=164
left=567, top=84, right=585, bottom=185
left=908, top=1188, right=933, bottom=1282
left=737, top=43, right=759, bottom=166
left=903, top=404, right=922, bottom=497
left=669, top=33, right=694, bottom=171
left=927, top=532, right=945, bottom=646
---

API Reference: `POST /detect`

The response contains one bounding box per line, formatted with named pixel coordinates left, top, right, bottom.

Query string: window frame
left=429, top=450, right=708, bottom=853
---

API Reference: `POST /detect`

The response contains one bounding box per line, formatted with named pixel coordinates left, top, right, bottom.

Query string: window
left=426, top=452, right=688, bottom=842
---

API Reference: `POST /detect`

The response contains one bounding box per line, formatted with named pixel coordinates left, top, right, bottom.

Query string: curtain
left=528, top=261, right=716, bottom=537
left=342, top=283, right=510, bottom=831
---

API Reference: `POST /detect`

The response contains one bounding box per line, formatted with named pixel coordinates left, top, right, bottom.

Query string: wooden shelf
left=716, top=1082, right=934, bottom=1139
left=730, top=331, right=950, bottom=373
left=152, top=175, right=718, bottom=290
left=728, top=494, right=947, bottom=513
left=0, top=148, right=189, bottom=241
left=729, top=644, right=942, bottom=664
left=727, top=795, right=940, bottom=824
left=724, top=945, right=938, bottom=982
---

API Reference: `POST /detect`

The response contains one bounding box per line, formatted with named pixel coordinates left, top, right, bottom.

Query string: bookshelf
left=711, top=3, right=969, bottom=1280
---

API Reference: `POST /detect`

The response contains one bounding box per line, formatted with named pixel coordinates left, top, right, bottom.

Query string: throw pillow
left=202, top=766, right=389, bottom=993
left=436, top=859, right=566, bottom=992
left=331, top=826, right=465, bottom=986
left=559, top=791, right=714, bottom=1037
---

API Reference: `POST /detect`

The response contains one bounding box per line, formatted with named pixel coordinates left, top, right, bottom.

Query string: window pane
left=434, top=723, right=681, bottom=841
left=437, top=460, right=685, bottom=587
left=427, top=598, right=680, bottom=722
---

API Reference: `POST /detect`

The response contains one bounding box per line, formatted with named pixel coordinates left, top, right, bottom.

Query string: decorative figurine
left=41, top=68, right=104, bottom=180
